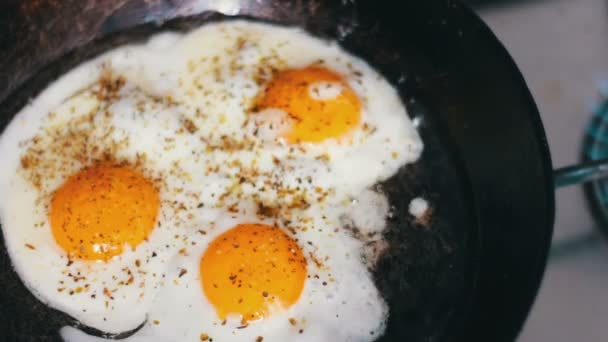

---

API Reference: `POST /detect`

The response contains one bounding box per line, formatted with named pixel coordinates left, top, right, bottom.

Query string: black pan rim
left=0, top=1, right=555, bottom=341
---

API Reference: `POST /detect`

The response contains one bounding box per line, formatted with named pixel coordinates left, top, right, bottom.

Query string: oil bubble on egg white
left=0, top=20, right=423, bottom=342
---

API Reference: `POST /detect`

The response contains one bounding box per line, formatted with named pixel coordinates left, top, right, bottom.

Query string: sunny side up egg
left=0, top=21, right=423, bottom=342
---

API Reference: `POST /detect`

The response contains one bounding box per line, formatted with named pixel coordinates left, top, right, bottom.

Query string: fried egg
left=62, top=196, right=391, bottom=342
left=0, top=20, right=423, bottom=342
left=0, top=72, right=210, bottom=333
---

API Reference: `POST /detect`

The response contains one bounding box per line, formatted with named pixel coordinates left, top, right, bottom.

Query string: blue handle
left=554, top=158, right=608, bottom=188
left=555, top=88, right=608, bottom=189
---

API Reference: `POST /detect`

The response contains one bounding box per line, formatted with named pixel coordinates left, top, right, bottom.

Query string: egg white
left=0, top=81, right=214, bottom=334
left=0, top=20, right=423, bottom=341
left=61, top=200, right=389, bottom=342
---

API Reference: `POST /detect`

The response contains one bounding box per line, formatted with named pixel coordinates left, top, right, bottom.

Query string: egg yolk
left=200, top=223, right=307, bottom=321
left=257, top=66, right=362, bottom=143
left=49, top=164, right=160, bottom=261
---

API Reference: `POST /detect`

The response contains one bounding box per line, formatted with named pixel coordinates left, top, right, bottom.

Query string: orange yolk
left=257, top=66, right=362, bottom=143
left=49, top=164, right=160, bottom=261
left=200, top=223, right=307, bottom=321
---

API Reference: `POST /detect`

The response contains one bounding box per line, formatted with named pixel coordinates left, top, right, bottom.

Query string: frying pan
left=0, top=0, right=578, bottom=341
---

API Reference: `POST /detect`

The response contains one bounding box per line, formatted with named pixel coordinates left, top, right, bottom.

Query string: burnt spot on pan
left=372, top=96, right=477, bottom=342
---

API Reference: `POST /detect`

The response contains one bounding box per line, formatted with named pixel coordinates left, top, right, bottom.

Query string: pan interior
left=0, top=13, right=478, bottom=342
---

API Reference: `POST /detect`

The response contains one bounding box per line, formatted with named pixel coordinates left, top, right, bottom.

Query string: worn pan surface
left=0, top=1, right=554, bottom=341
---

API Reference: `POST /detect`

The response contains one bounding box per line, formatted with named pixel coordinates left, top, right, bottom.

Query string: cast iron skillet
left=0, top=1, right=554, bottom=341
